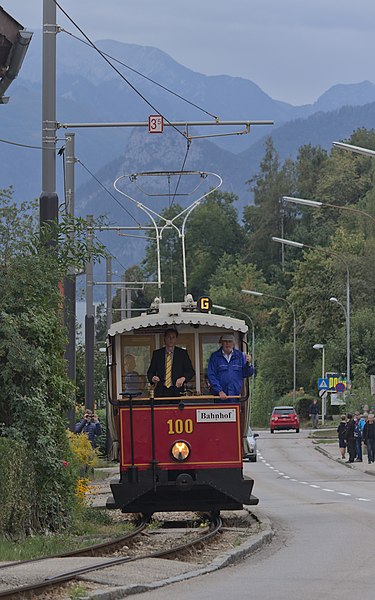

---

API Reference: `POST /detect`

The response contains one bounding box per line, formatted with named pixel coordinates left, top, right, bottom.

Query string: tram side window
left=122, top=339, right=153, bottom=397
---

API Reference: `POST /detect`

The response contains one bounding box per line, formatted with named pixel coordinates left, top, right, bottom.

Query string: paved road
left=138, top=429, right=375, bottom=600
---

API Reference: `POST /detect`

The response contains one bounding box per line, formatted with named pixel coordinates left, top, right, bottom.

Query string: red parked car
left=270, top=406, right=300, bottom=433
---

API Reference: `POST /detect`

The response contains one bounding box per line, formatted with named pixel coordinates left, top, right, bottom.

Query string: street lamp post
left=272, top=236, right=351, bottom=387
left=313, top=343, right=326, bottom=424
left=212, top=304, right=255, bottom=407
left=282, top=195, right=375, bottom=227
left=329, top=296, right=350, bottom=388
left=241, top=289, right=296, bottom=404
left=332, top=141, right=375, bottom=158
left=313, top=343, right=325, bottom=379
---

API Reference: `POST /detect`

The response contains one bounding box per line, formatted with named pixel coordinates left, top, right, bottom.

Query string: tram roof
left=108, top=302, right=248, bottom=336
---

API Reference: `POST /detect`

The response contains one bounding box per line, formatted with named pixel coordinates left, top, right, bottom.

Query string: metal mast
left=40, top=0, right=58, bottom=231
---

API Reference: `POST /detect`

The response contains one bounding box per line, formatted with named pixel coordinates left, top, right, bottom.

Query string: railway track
left=0, top=512, right=222, bottom=599
left=0, top=514, right=149, bottom=571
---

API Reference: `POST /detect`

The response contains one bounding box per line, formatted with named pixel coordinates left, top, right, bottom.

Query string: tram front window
left=200, top=335, right=220, bottom=394
left=121, top=337, right=153, bottom=397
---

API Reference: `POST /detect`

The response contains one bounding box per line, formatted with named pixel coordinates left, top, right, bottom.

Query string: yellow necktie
left=165, top=351, right=172, bottom=388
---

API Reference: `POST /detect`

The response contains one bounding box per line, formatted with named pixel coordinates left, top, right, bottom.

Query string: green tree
left=0, top=190, right=37, bottom=262
left=0, top=190, right=105, bottom=535
left=142, top=191, right=245, bottom=301
left=243, top=138, right=295, bottom=279
left=208, top=254, right=266, bottom=314
left=251, top=338, right=295, bottom=425
left=289, top=144, right=329, bottom=245
left=295, top=144, right=329, bottom=200
left=185, top=190, right=245, bottom=298
left=112, top=265, right=152, bottom=323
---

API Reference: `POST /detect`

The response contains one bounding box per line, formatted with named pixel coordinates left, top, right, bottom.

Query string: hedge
left=0, top=438, right=35, bottom=537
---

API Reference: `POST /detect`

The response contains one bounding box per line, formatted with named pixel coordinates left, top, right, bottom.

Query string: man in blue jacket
left=208, top=333, right=253, bottom=401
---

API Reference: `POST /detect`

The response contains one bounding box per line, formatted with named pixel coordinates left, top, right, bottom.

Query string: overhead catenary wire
left=91, top=230, right=128, bottom=274
left=1, top=140, right=142, bottom=228
left=61, top=28, right=218, bottom=121
left=53, top=1, right=188, bottom=141
left=77, top=159, right=142, bottom=226
left=57, top=147, right=129, bottom=275
left=171, top=139, right=192, bottom=206
left=0, top=136, right=58, bottom=150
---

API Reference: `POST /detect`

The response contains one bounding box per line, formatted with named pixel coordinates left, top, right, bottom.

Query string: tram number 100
left=167, top=418, right=194, bottom=435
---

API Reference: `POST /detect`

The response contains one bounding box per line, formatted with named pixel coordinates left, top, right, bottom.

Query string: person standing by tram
left=147, top=328, right=195, bottom=397
left=208, top=333, right=253, bottom=401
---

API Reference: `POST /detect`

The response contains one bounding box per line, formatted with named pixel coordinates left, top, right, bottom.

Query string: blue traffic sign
left=335, top=382, right=346, bottom=392
left=318, top=378, right=329, bottom=390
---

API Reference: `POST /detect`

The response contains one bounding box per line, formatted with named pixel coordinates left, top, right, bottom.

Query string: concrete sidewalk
left=314, top=434, right=375, bottom=476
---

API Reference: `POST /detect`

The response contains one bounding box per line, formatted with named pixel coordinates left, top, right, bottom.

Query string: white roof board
left=108, top=306, right=248, bottom=336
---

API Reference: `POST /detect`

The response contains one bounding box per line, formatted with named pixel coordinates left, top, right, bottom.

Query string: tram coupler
left=127, top=466, right=139, bottom=482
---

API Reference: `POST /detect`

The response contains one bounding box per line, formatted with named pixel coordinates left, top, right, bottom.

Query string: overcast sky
left=4, top=0, right=375, bottom=105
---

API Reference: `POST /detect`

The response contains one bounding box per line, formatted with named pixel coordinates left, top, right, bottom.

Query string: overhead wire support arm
left=187, top=122, right=251, bottom=140
left=57, top=119, right=274, bottom=131
left=91, top=224, right=174, bottom=240
left=91, top=226, right=172, bottom=230
left=116, top=233, right=157, bottom=240
left=93, top=281, right=160, bottom=286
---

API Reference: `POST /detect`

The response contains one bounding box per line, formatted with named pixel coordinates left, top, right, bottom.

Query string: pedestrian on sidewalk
left=309, top=399, right=319, bottom=429
left=344, top=413, right=356, bottom=463
left=363, top=413, right=375, bottom=464
left=337, top=414, right=347, bottom=459
left=353, top=414, right=363, bottom=462
left=359, top=412, right=368, bottom=456
left=75, top=409, right=102, bottom=448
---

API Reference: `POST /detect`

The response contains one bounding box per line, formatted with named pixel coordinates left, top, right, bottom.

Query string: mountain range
left=2, top=31, right=375, bottom=278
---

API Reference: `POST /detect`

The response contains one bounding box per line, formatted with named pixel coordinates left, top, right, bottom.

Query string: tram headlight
left=171, top=441, right=190, bottom=462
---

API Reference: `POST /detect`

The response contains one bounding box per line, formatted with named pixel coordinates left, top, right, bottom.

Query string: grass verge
left=0, top=508, right=132, bottom=562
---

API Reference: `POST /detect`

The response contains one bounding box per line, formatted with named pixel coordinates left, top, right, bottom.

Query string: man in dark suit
left=147, top=328, right=195, bottom=397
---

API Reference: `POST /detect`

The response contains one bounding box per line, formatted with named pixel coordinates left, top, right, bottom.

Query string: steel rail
left=0, top=515, right=148, bottom=571
left=0, top=513, right=222, bottom=599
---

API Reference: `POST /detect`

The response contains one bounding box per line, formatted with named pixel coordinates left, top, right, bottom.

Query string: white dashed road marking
left=257, top=452, right=371, bottom=502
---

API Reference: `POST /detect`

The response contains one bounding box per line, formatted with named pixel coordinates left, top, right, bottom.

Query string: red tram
left=106, top=297, right=258, bottom=514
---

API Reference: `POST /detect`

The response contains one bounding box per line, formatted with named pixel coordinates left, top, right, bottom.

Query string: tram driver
left=208, top=333, right=253, bottom=401
left=147, top=328, right=195, bottom=397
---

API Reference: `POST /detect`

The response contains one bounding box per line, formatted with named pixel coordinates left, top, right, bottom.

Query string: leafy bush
left=67, top=431, right=98, bottom=470
left=0, top=191, right=106, bottom=536
left=0, top=438, right=34, bottom=537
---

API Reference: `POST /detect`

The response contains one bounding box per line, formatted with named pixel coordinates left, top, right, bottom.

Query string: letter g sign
left=198, top=297, right=212, bottom=312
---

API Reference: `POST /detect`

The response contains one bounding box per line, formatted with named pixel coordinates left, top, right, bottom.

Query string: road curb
left=315, top=444, right=375, bottom=476
left=83, top=512, right=274, bottom=599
